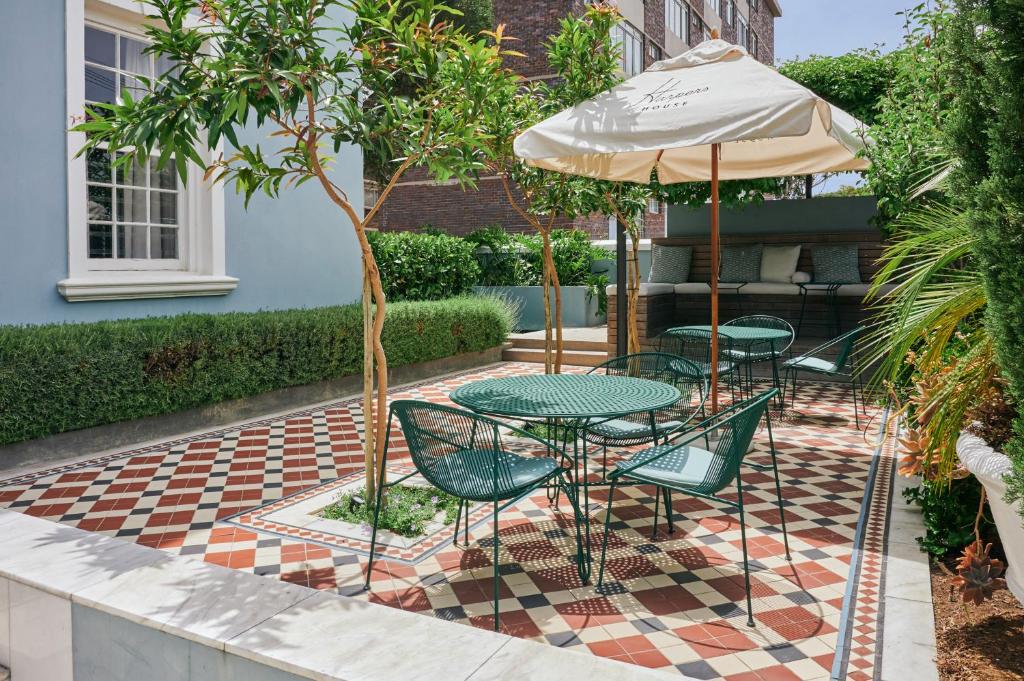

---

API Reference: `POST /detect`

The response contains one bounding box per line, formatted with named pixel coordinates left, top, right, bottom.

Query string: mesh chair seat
left=434, top=449, right=559, bottom=501
left=588, top=418, right=684, bottom=442
left=669, top=358, right=737, bottom=378
left=783, top=356, right=839, bottom=374
left=614, top=444, right=724, bottom=493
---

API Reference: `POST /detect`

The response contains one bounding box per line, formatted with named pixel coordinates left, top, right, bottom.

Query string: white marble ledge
left=0, top=509, right=689, bottom=681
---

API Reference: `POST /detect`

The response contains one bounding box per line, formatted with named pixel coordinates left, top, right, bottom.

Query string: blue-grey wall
left=666, top=196, right=881, bottom=237
left=0, top=0, right=363, bottom=327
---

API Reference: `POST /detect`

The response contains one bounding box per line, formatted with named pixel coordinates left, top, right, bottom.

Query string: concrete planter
left=957, top=431, right=1024, bottom=604
left=473, top=285, right=605, bottom=332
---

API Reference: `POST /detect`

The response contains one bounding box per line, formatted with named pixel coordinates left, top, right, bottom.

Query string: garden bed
left=931, top=561, right=1024, bottom=681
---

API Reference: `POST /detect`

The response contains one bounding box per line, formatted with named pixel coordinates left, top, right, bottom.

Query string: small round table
left=450, top=374, right=681, bottom=582
left=671, top=324, right=791, bottom=346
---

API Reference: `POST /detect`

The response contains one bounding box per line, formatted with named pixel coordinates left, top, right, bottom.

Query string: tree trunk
left=541, top=230, right=555, bottom=374
left=540, top=231, right=565, bottom=373
left=627, top=233, right=641, bottom=354
left=362, top=265, right=376, bottom=498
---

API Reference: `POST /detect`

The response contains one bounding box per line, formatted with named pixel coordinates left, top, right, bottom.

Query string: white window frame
left=611, top=20, right=643, bottom=77
left=666, top=0, right=685, bottom=40
left=62, top=0, right=236, bottom=302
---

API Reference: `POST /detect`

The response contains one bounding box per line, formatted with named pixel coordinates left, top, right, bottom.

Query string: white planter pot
left=957, top=431, right=1024, bottom=604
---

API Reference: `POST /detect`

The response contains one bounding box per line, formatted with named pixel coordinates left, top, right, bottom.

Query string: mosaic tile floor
left=0, top=363, right=896, bottom=681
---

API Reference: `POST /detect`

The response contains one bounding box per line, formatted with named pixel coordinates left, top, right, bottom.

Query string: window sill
left=57, top=273, right=239, bottom=302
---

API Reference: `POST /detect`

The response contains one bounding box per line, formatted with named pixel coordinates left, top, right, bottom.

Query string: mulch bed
left=932, top=562, right=1024, bottom=680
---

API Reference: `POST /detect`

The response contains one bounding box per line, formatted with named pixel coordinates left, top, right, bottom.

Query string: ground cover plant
left=323, top=485, right=461, bottom=537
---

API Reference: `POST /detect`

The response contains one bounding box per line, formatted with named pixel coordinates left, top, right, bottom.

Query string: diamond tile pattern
left=0, top=363, right=894, bottom=680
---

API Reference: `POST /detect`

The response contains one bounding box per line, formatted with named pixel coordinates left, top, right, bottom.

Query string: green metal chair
left=724, top=315, right=795, bottom=402
left=583, top=353, right=708, bottom=449
left=657, top=328, right=741, bottom=402
left=781, top=326, right=865, bottom=428
left=596, top=389, right=789, bottom=628
left=364, top=400, right=584, bottom=632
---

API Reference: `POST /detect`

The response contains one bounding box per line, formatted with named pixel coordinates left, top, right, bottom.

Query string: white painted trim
left=592, top=238, right=652, bottom=251
left=64, top=0, right=230, bottom=300
left=57, top=273, right=239, bottom=302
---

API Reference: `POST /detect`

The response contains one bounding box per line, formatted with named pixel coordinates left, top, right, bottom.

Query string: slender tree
left=481, top=4, right=648, bottom=369
left=76, top=0, right=508, bottom=497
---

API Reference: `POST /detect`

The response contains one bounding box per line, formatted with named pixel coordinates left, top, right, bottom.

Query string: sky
left=774, top=0, right=913, bottom=63
left=773, top=0, right=915, bottom=191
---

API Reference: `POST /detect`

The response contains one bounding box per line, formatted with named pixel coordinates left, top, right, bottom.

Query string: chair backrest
left=389, top=400, right=512, bottom=499
left=589, top=352, right=707, bottom=419
left=694, top=389, right=776, bottom=495
left=725, top=315, right=795, bottom=355
left=658, top=329, right=731, bottom=369
left=829, top=326, right=864, bottom=368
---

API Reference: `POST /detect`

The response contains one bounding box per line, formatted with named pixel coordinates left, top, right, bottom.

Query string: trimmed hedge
left=368, top=231, right=481, bottom=301
left=0, top=297, right=513, bottom=445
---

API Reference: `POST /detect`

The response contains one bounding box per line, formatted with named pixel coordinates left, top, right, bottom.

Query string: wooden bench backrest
left=652, top=231, right=886, bottom=283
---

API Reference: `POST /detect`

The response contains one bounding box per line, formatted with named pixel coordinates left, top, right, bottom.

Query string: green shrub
left=465, top=228, right=610, bottom=311
left=368, top=231, right=481, bottom=301
left=0, top=297, right=513, bottom=445
left=322, top=485, right=461, bottom=537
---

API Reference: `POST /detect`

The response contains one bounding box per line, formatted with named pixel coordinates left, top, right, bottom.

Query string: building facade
left=0, top=0, right=364, bottom=327
left=373, top=0, right=782, bottom=239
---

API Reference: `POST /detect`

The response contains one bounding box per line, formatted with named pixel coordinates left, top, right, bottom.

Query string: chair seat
left=783, top=356, right=839, bottom=374
left=438, top=449, right=559, bottom=501
left=614, top=444, right=724, bottom=490
left=725, top=348, right=776, bottom=363
left=586, top=418, right=683, bottom=442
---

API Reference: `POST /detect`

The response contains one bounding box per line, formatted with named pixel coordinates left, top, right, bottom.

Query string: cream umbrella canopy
left=514, top=38, right=871, bottom=410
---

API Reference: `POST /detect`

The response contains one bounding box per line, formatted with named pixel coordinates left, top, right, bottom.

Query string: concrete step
left=502, top=346, right=608, bottom=367
left=506, top=336, right=608, bottom=352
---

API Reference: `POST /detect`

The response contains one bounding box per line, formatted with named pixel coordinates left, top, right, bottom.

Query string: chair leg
left=850, top=376, right=861, bottom=429
left=765, top=409, right=791, bottom=562
left=736, top=476, right=756, bottom=628
left=651, top=486, right=661, bottom=539
left=662, top=487, right=675, bottom=535
left=454, top=498, right=463, bottom=546
left=492, top=500, right=501, bottom=632
left=597, top=480, right=617, bottom=588
left=771, top=358, right=782, bottom=407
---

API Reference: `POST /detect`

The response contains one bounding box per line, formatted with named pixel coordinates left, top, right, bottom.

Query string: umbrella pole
left=710, top=144, right=720, bottom=412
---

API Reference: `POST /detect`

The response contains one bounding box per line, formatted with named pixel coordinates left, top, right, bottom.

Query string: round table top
left=449, top=374, right=681, bottom=420
left=667, top=325, right=791, bottom=343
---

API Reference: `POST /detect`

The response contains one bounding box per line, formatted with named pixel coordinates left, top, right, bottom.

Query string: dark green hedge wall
left=0, top=297, right=512, bottom=445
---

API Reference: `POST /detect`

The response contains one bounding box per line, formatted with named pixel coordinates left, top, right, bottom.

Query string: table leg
left=571, top=422, right=592, bottom=584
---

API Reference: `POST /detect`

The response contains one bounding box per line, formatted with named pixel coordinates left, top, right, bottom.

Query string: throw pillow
left=648, top=245, right=692, bottom=284
left=812, top=245, right=862, bottom=284
left=719, top=244, right=762, bottom=283
left=760, top=245, right=801, bottom=283
left=791, top=271, right=811, bottom=284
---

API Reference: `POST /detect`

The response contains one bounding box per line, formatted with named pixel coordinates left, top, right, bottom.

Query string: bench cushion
left=606, top=283, right=675, bottom=296
left=674, top=283, right=712, bottom=294
left=648, top=245, right=693, bottom=284
left=739, top=282, right=801, bottom=295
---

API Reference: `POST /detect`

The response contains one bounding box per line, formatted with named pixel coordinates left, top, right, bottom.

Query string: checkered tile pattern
left=0, top=363, right=895, bottom=680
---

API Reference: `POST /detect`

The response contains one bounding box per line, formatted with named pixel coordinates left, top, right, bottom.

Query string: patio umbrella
left=514, top=38, right=871, bottom=410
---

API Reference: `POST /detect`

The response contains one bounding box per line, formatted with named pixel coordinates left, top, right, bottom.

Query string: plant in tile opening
left=74, top=0, right=511, bottom=498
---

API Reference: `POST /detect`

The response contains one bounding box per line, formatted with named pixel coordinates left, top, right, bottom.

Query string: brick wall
left=492, top=0, right=578, bottom=79
left=644, top=0, right=667, bottom=65
left=749, top=0, right=775, bottom=64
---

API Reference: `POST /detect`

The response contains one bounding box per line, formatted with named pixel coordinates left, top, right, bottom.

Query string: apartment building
left=372, top=0, right=782, bottom=238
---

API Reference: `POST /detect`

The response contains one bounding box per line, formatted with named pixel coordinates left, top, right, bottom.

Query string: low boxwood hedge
left=0, top=296, right=513, bottom=445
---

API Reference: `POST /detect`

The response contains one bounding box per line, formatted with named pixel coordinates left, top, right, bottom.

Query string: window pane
left=120, top=74, right=148, bottom=101
left=150, top=157, right=177, bottom=190
left=116, top=154, right=147, bottom=187
left=150, top=226, right=178, bottom=259
left=88, top=224, right=113, bottom=258
left=87, top=148, right=111, bottom=183
left=84, top=26, right=115, bottom=67
left=117, top=188, right=148, bottom=223
left=85, top=65, right=116, bottom=104
left=120, top=37, right=152, bottom=77
left=87, top=185, right=112, bottom=221
left=150, top=191, right=177, bottom=225
left=117, top=224, right=148, bottom=259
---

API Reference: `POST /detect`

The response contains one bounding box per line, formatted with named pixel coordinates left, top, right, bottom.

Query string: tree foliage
left=778, top=49, right=896, bottom=126
left=944, top=0, right=1024, bottom=515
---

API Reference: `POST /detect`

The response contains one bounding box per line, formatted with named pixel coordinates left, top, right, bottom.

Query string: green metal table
left=670, top=324, right=791, bottom=346
left=450, top=374, right=681, bottom=582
